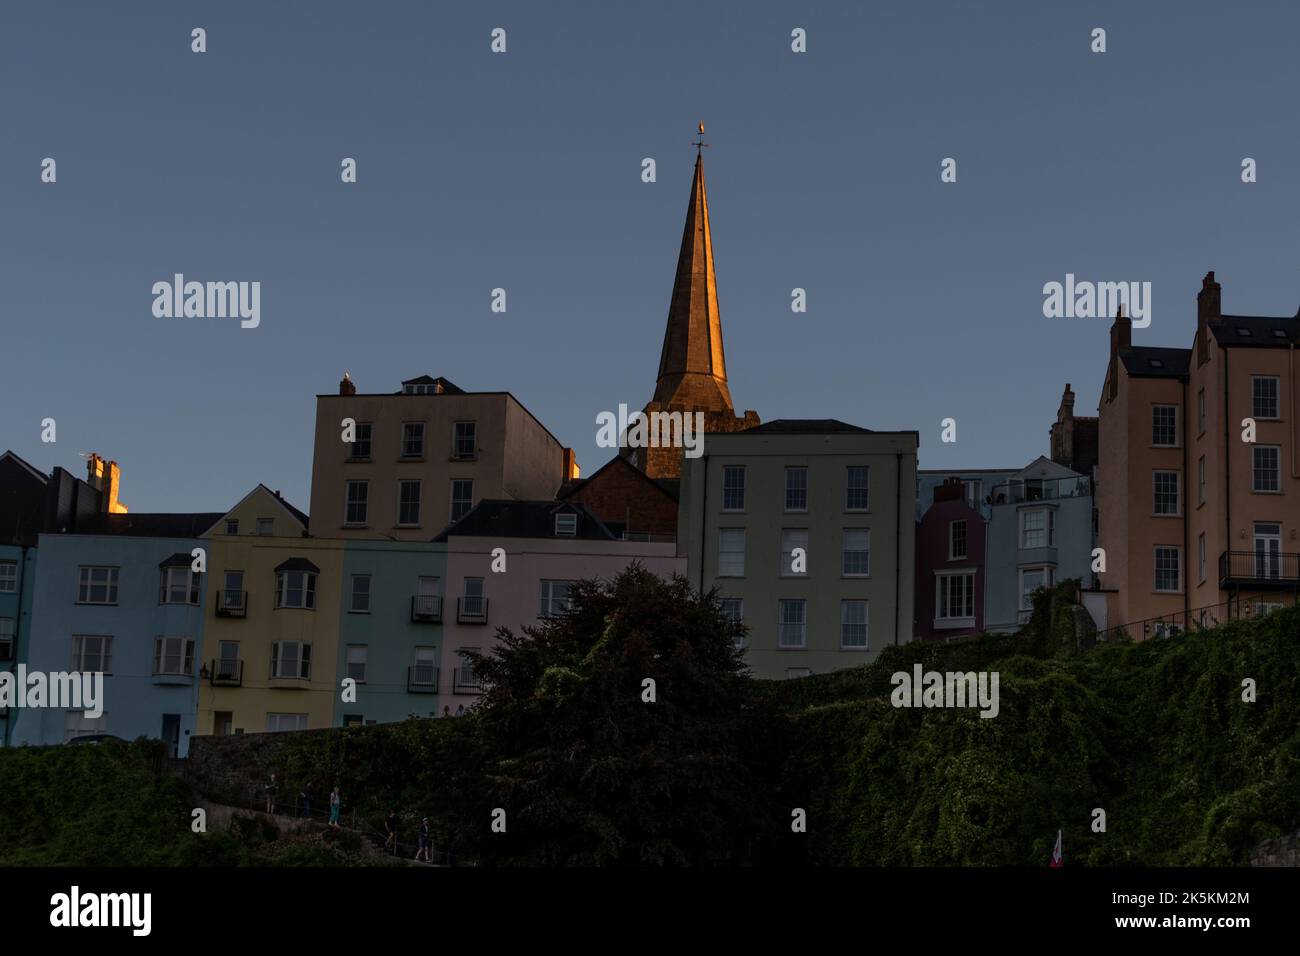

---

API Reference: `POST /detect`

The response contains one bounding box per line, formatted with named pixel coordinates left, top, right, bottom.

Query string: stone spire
left=651, top=150, right=734, bottom=413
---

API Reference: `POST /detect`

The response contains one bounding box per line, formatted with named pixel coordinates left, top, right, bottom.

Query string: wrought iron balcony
left=457, top=596, right=488, bottom=624
left=411, top=594, right=442, bottom=623
left=215, top=590, right=247, bottom=617
left=208, top=659, right=244, bottom=686
left=453, top=667, right=482, bottom=693
left=407, top=665, right=440, bottom=693
left=1219, top=551, right=1300, bottom=590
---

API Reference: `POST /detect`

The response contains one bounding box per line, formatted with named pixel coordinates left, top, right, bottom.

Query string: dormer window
left=1236, top=327, right=1252, bottom=336
left=554, top=513, right=577, bottom=537
left=404, top=383, right=434, bottom=395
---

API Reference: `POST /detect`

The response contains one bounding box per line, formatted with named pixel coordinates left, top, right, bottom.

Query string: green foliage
left=778, top=584, right=1300, bottom=866
left=0, top=739, right=237, bottom=866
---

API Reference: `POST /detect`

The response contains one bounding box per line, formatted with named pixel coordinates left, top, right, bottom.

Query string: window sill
left=347, top=610, right=371, bottom=615
left=841, top=574, right=872, bottom=580
left=1250, top=490, right=1283, bottom=495
left=74, top=602, right=119, bottom=607
left=838, top=645, right=871, bottom=651
left=273, top=606, right=316, bottom=612
left=776, top=645, right=808, bottom=651
left=345, top=457, right=372, bottom=464
left=934, top=617, right=975, bottom=630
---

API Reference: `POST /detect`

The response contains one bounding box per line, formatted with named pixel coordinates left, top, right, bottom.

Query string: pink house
left=434, top=500, right=684, bottom=708
left=914, top=478, right=987, bottom=639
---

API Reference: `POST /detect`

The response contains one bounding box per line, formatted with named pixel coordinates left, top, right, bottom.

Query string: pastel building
left=678, top=420, right=919, bottom=678
left=984, top=457, right=1094, bottom=633
left=309, top=374, right=578, bottom=541
left=1097, top=273, right=1300, bottom=635
left=13, top=512, right=218, bottom=755
left=198, top=486, right=345, bottom=735
left=333, top=539, right=448, bottom=726
left=914, top=477, right=987, bottom=640
left=0, top=451, right=48, bottom=745
left=434, top=499, right=683, bottom=711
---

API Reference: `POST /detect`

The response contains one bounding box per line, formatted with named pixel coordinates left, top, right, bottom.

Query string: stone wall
left=1250, top=830, right=1300, bottom=866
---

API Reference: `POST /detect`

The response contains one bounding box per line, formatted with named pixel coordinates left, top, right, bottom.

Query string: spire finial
left=693, top=122, right=708, bottom=157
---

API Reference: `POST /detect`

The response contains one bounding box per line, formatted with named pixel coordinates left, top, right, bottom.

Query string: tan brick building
left=1097, top=272, right=1300, bottom=635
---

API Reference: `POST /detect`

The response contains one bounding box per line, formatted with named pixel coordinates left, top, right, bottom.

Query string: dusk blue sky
left=4, top=1, right=1300, bottom=513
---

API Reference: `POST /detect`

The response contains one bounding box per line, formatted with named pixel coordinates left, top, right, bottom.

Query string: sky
left=4, top=0, right=1300, bottom=513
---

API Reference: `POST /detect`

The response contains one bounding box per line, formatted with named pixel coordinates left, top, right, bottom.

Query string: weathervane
left=694, top=121, right=709, bottom=157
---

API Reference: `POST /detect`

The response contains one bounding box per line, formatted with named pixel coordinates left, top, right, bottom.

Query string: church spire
left=652, top=130, right=734, bottom=413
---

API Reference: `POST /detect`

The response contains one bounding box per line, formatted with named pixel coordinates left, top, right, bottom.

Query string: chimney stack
left=562, top=448, right=581, bottom=481
left=1109, top=307, right=1132, bottom=357
left=339, top=373, right=356, bottom=396
left=933, top=477, right=964, bottom=504
left=86, top=453, right=128, bottom=514
left=1196, top=271, right=1221, bottom=366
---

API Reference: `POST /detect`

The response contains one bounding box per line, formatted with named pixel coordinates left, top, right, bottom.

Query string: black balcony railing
left=457, top=596, right=488, bottom=624
left=215, top=590, right=247, bottom=617
left=407, top=665, right=440, bottom=693
left=453, top=667, right=482, bottom=692
left=1219, top=550, right=1300, bottom=589
left=411, top=594, right=442, bottom=623
left=990, top=476, right=1092, bottom=505
left=209, top=659, right=244, bottom=686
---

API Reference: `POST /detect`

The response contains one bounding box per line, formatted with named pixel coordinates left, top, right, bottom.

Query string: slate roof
left=75, top=512, right=225, bottom=538
left=1210, top=314, right=1300, bottom=346
left=743, top=419, right=874, bottom=434
left=1119, top=346, right=1191, bottom=378
left=433, top=499, right=616, bottom=541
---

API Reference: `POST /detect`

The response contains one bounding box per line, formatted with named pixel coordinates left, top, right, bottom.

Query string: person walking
left=328, top=784, right=342, bottom=830
left=264, top=773, right=279, bottom=815
left=416, top=817, right=431, bottom=862
left=442, top=705, right=452, bottom=718
left=455, top=704, right=465, bottom=717
left=300, top=781, right=314, bottom=818
left=384, top=809, right=399, bottom=852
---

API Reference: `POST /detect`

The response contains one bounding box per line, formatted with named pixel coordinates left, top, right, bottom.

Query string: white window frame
left=554, top=513, right=577, bottom=536
left=781, top=529, right=809, bottom=577
left=397, top=479, right=422, bottom=526
left=0, top=617, right=15, bottom=660
left=1252, top=445, right=1281, bottom=493
left=1197, top=456, right=1206, bottom=506
left=453, top=421, right=477, bottom=460
left=1252, top=375, right=1281, bottom=420
left=539, top=580, right=574, bottom=618
left=275, top=571, right=317, bottom=610
left=718, top=529, right=745, bottom=577
left=153, top=636, right=196, bottom=676
left=840, top=599, right=868, bottom=650
left=271, top=640, right=312, bottom=680
left=842, top=529, right=870, bottom=577
left=350, top=574, right=371, bottom=613
left=401, top=421, right=426, bottom=458
left=1154, top=547, right=1181, bottom=594
left=1198, top=532, right=1206, bottom=584
left=784, top=466, right=808, bottom=512
left=266, top=713, right=309, bottom=732
left=77, top=566, right=119, bottom=605
left=345, top=480, right=369, bottom=525
left=349, top=421, right=373, bottom=459
left=72, top=635, right=113, bottom=673
left=0, top=560, right=17, bottom=593
left=1153, top=471, right=1180, bottom=516
left=778, top=599, right=807, bottom=648
left=65, top=710, right=108, bottom=742
left=720, top=598, right=744, bottom=649
left=1018, top=510, right=1054, bottom=549
left=1019, top=566, right=1054, bottom=611
left=722, top=466, right=746, bottom=512
left=160, top=566, right=200, bottom=605
left=845, top=466, right=870, bottom=511
left=450, top=479, right=474, bottom=523
left=346, top=645, right=368, bottom=683
left=1151, top=404, right=1178, bottom=447
left=949, top=519, right=968, bottom=560
left=935, top=571, right=975, bottom=625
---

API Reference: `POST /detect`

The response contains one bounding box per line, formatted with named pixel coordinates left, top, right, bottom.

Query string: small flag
left=1049, top=829, right=1063, bottom=867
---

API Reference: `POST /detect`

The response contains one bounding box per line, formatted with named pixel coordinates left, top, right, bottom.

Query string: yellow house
left=197, top=485, right=344, bottom=736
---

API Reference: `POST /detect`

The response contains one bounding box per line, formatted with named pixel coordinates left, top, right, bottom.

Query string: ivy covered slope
left=775, top=584, right=1300, bottom=866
